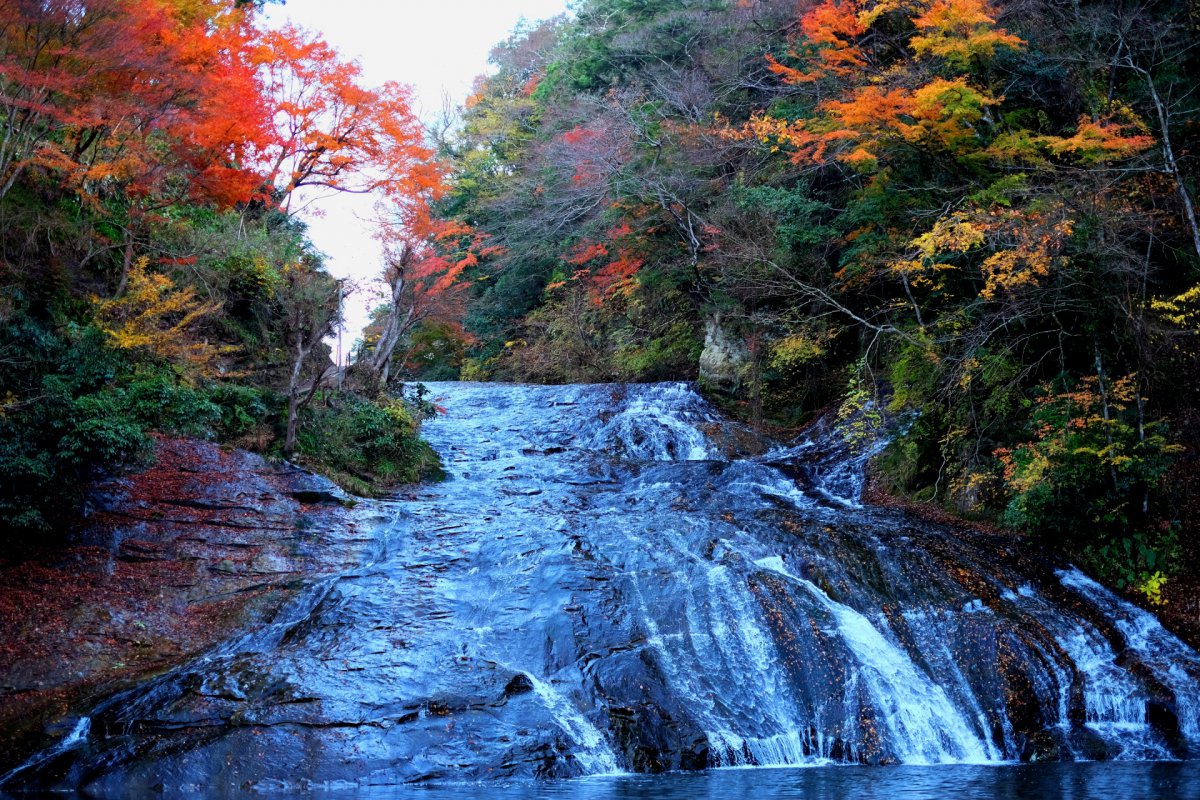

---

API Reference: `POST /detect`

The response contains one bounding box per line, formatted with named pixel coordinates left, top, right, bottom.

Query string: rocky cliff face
left=0, top=437, right=378, bottom=772
left=698, top=315, right=749, bottom=391
left=6, top=383, right=1200, bottom=795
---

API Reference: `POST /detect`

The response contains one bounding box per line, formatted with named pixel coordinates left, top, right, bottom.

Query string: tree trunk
left=364, top=245, right=420, bottom=393
left=114, top=231, right=135, bottom=297
left=284, top=391, right=301, bottom=457
left=283, top=336, right=307, bottom=457
left=1126, top=58, right=1200, bottom=260
left=1094, top=347, right=1119, bottom=491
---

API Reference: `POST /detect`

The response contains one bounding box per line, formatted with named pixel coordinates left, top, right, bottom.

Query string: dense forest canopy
left=415, top=0, right=1200, bottom=604
left=1, top=0, right=1198, bottom=612
left=0, top=0, right=454, bottom=530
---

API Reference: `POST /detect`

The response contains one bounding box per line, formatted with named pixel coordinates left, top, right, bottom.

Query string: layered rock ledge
left=0, top=437, right=377, bottom=771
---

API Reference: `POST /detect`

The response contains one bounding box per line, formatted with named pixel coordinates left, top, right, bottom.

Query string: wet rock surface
left=697, top=315, right=749, bottom=391
left=0, top=437, right=373, bottom=775
left=2, top=383, right=1199, bottom=794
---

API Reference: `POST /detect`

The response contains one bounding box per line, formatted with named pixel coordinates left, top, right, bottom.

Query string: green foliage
left=293, top=392, right=442, bottom=493
left=400, top=320, right=470, bottom=381
left=994, top=375, right=1181, bottom=582
left=836, top=361, right=884, bottom=452
left=611, top=320, right=700, bottom=380
left=208, top=383, right=279, bottom=443
left=0, top=319, right=271, bottom=532
left=886, top=339, right=940, bottom=414
left=734, top=185, right=835, bottom=252
left=0, top=201, right=436, bottom=533
left=0, top=321, right=142, bottom=530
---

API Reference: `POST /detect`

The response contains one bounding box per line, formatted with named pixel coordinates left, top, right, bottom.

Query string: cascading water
left=3, top=381, right=1199, bottom=794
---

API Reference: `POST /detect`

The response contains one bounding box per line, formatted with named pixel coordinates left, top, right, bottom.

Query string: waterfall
left=0, top=717, right=90, bottom=787
left=4, top=382, right=1199, bottom=793
left=521, top=672, right=622, bottom=775
left=1059, top=568, right=1200, bottom=743
left=754, top=556, right=995, bottom=764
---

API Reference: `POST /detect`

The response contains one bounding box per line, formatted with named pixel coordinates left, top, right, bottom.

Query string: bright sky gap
left=263, top=0, right=572, bottom=354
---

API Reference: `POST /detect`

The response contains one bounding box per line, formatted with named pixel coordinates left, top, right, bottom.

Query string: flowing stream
left=3, top=382, right=1200, bottom=795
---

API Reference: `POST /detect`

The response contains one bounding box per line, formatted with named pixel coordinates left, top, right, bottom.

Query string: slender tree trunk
left=114, top=231, right=135, bottom=296
left=1094, top=347, right=1119, bottom=491
left=900, top=273, right=925, bottom=330
left=367, top=288, right=411, bottom=392
left=1135, top=378, right=1149, bottom=514
left=284, top=325, right=336, bottom=456
left=283, top=336, right=307, bottom=457
left=1127, top=58, right=1200, bottom=260
left=284, top=392, right=301, bottom=457
left=365, top=247, right=421, bottom=393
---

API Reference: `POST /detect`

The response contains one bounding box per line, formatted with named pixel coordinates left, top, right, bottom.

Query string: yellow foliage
left=912, top=212, right=985, bottom=258
left=857, top=0, right=918, bottom=28
left=910, top=0, right=1024, bottom=65
left=978, top=212, right=1073, bottom=300
left=890, top=211, right=984, bottom=277
left=0, top=390, right=17, bottom=420
left=1137, top=571, right=1168, bottom=606
left=980, top=248, right=1051, bottom=298
left=946, top=468, right=998, bottom=513
left=957, top=356, right=980, bottom=389
left=904, top=77, right=996, bottom=148
left=895, top=205, right=1075, bottom=301
left=96, top=258, right=236, bottom=380
left=1150, top=284, right=1200, bottom=328
left=770, top=333, right=827, bottom=371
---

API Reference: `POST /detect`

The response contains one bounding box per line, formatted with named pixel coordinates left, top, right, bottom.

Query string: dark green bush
left=293, top=391, right=441, bottom=495
left=0, top=321, right=152, bottom=531
left=0, top=318, right=288, bottom=532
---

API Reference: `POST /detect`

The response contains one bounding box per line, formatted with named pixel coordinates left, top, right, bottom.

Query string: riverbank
left=861, top=466, right=1200, bottom=652
left=0, top=436, right=379, bottom=773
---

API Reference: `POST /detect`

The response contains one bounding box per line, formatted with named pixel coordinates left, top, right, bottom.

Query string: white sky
left=262, top=0, right=571, bottom=356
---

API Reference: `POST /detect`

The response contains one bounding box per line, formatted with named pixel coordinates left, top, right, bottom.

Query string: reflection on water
left=328, top=763, right=1200, bottom=800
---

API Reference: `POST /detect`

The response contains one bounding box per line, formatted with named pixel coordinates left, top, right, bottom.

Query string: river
left=2, top=382, right=1199, bottom=795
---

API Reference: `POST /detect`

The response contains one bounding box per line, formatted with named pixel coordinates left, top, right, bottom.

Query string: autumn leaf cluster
left=430, top=0, right=1200, bottom=598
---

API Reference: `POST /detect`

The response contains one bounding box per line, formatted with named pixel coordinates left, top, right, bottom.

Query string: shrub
left=293, top=391, right=441, bottom=494
left=0, top=318, right=284, bottom=532
left=996, top=375, right=1182, bottom=588
left=0, top=321, right=153, bottom=532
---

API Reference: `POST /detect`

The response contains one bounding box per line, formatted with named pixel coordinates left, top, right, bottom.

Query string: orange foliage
left=256, top=26, right=440, bottom=210
left=1044, top=115, right=1156, bottom=164
left=741, top=0, right=1021, bottom=170
left=590, top=249, right=644, bottom=303
left=743, top=77, right=995, bottom=168
left=565, top=241, right=611, bottom=265
left=977, top=209, right=1074, bottom=299
left=794, top=0, right=867, bottom=81
left=555, top=223, right=647, bottom=303
left=0, top=2, right=441, bottom=215
left=0, top=0, right=273, bottom=208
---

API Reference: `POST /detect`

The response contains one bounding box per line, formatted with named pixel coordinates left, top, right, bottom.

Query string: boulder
left=698, top=314, right=749, bottom=390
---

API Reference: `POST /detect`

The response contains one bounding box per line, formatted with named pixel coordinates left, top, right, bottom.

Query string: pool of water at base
left=302, top=763, right=1200, bottom=800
